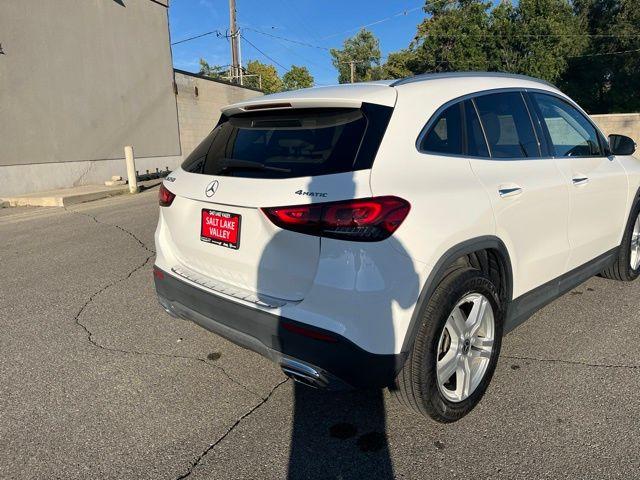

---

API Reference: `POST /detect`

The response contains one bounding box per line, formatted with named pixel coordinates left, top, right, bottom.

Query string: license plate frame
left=200, top=209, right=241, bottom=250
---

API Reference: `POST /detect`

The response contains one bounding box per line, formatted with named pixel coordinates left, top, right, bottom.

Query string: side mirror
left=609, top=134, right=636, bottom=156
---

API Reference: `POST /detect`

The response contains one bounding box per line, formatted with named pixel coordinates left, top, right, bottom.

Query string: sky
left=168, top=0, right=429, bottom=86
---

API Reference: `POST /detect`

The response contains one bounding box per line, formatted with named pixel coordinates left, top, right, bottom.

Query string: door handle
left=572, top=176, right=589, bottom=186
left=498, top=186, right=523, bottom=198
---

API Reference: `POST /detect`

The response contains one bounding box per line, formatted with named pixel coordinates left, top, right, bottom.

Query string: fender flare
left=400, top=236, right=513, bottom=353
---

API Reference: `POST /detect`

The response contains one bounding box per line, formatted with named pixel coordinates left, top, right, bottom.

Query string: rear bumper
left=154, top=267, right=405, bottom=389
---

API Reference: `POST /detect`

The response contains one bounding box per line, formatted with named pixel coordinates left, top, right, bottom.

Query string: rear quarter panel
left=370, top=80, right=498, bottom=272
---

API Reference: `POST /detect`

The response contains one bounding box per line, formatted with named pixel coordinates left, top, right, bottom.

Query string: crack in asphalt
left=175, top=378, right=290, bottom=480
left=66, top=206, right=292, bottom=479
left=503, top=354, right=640, bottom=369
left=67, top=208, right=156, bottom=254
left=64, top=207, right=264, bottom=398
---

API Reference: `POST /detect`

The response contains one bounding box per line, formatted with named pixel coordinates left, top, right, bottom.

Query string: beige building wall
left=591, top=113, right=640, bottom=143
left=0, top=0, right=180, bottom=196
left=175, top=70, right=263, bottom=159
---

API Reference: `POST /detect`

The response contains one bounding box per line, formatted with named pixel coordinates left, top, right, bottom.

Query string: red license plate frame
left=200, top=209, right=241, bottom=250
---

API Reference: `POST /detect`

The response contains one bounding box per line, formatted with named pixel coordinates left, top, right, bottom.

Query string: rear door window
left=182, top=105, right=391, bottom=179
left=531, top=93, right=603, bottom=157
left=474, top=92, right=540, bottom=158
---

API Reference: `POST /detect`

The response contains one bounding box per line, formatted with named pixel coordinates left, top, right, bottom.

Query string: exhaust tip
left=280, top=358, right=327, bottom=389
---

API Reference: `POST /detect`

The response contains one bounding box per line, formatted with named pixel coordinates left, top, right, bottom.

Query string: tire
left=392, top=267, right=504, bottom=423
left=601, top=200, right=640, bottom=282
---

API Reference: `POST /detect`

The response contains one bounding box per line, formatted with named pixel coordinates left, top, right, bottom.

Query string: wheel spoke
left=456, top=357, right=472, bottom=399
left=468, top=346, right=491, bottom=359
left=448, top=307, right=467, bottom=338
left=468, top=297, right=488, bottom=337
left=471, top=337, right=493, bottom=349
left=437, top=351, right=458, bottom=385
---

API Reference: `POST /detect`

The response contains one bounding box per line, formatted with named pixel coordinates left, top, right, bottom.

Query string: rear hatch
left=162, top=87, right=396, bottom=302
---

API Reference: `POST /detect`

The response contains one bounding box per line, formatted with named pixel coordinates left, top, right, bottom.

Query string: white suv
left=154, top=72, right=639, bottom=422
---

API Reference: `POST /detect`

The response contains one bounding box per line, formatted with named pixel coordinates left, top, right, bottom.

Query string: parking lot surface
left=1, top=189, right=638, bottom=479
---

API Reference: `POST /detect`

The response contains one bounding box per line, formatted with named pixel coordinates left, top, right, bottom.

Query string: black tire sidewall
left=620, top=200, right=640, bottom=280
left=415, top=268, right=504, bottom=422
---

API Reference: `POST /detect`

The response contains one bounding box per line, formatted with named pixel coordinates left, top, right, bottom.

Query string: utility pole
left=349, top=60, right=355, bottom=84
left=228, top=0, right=241, bottom=84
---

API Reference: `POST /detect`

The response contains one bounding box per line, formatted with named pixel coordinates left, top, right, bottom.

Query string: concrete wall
left=175, top=70, right=263, bottom=158
left=0, top=0, right=181, bottom=196
left=591, top=113, right=640, bottom=143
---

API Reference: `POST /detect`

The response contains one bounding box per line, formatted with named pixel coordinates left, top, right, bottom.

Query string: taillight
left=262, top=196, right=410, bottom=242
left=158, top=184, right=175, bottom=207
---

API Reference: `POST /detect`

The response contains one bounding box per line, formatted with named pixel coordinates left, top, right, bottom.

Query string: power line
left=172, top=28, right=640, bottom=47
left=241, top=34, right=289, bottom=71
left=245, top=29, right=335, bottom=73
left=243, top=27, right=331, bottom=51
left=171, top=30, right=218, bottom=46
left=277, top=0, right=324, bottom=43
left=320, top=4, right=425, bottom=40
left=570, top=47, right=640, bottom=58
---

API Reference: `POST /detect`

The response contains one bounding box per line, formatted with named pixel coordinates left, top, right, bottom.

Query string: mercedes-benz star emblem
left=205, top=180, right=219, bottom=197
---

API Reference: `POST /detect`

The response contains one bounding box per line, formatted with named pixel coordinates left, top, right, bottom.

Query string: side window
left=420, top=103, right=463, bottom=155
left=463, top=100, right=489, bottom=157
left=531, top=93, right=603, bottom=157
left=474, top=92, right=540, bottom=158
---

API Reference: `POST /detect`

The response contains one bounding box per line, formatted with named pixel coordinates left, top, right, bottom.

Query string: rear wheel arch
left=400, top=236, right=513, bottom=353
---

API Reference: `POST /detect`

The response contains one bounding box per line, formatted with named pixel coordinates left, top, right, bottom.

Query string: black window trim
left=465, top=98, right=491, bottom=158
left=416, top=87, right=610, bottom=161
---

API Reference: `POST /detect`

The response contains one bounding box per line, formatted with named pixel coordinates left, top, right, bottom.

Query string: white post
left=124, top=146, right=138, bottom=194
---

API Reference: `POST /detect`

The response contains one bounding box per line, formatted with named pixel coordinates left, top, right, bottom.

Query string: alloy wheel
left=436, top=293, right=495, bottom=403
left=630, top=213, right=640, bottom=271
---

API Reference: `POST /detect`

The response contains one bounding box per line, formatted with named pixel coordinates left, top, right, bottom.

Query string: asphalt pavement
left=1, top=188, right=638, bottom=479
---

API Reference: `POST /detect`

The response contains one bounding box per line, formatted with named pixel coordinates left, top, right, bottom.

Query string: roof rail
left=390, top=71, right=557, bottom=89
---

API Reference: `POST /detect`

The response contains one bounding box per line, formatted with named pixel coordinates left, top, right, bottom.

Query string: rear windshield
left=181, top=104, right=392, bottom=179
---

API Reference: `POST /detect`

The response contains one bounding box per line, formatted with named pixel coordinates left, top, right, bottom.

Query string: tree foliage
left=561, top=0, right=640, bottom=113
left=396, top=0, right=585, bottom=82
left=369, top=0, right=638, bottom=112
left=198, top=58, right=227, bottom=79
left=243, top=60, right=283, bottom=94
left=330, top=29, right=382, bottom=83
left=282, top=65, right=314, bottom=90
left=411, top=0, right=492, bottom=73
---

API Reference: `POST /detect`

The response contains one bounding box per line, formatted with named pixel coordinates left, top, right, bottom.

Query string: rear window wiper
left=218, top=158, right=291, bottom=173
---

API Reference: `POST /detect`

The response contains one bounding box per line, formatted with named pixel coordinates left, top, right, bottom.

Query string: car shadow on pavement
left=286, top=383, right=394, bottom=480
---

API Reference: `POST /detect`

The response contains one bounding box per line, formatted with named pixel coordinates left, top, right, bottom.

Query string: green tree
left=388, top=0, right=586, bottom=83
left=562, top=0, right=640, bottom=113
left=506, top=0, right=586, bottom=82
left=243, top=60, right=283, bottom=94
left=330, top=29, right=382, bottom=83
left=282, top=65, right=314, bottom=90
left=411, top=0, right=492, bottom=73
left=486, top=2, right=522, bottom=73
left=381, top=50, right=417, bottom=79
left=198, top=58, right=226, bottom=79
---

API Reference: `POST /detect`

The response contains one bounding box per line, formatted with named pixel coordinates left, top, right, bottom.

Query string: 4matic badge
left=295, top=190, right=327, bottom=198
